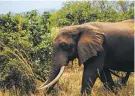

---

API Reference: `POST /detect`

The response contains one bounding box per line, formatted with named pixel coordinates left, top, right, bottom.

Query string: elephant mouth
left=38, top=66, right=65, bottom=90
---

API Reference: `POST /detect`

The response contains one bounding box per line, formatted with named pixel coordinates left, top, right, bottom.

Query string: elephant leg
left=121, top=72, right=130, bottom=86
left=99, top=69, right=116, bottom=92
left=81, top=66, right=99, bottom=96
left=81, top=52, right=105, bottom=96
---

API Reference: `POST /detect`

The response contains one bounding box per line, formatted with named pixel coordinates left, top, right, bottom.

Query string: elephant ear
left=77, top=25, right=105, bottom=65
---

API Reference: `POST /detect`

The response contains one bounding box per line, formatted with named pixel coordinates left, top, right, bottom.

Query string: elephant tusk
left=38, top=80, right=48, bottom=88
left=38, top=66, right=65, bottom=90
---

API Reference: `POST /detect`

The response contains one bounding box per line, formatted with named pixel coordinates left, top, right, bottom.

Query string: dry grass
left=37, top=64, right=134, bottom=96
left=0, top=65, right=134, bottom=96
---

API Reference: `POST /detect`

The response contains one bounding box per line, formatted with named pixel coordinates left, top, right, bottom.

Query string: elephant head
left=38, top=24, right=105, bottom=91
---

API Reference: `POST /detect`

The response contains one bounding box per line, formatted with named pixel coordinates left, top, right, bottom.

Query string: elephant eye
left=60, top=42, right=71, bottom=50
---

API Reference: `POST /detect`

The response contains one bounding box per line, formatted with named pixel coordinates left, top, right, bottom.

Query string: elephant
left=38, top=19, right=134, bottom=95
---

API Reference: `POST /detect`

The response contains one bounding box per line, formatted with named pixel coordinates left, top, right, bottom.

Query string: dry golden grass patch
left=44, top=65, right=134, bottom=96
left=0, top=65, right=134, bottom=96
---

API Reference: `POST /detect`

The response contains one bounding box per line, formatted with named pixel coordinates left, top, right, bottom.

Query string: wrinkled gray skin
left=46, top=20, right=134, bottom=95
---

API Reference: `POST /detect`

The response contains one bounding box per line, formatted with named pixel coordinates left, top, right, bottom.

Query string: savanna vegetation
left=0, top=1, right=134, bottom=96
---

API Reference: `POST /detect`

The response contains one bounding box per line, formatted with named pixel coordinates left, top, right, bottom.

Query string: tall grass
left=43, top=64, right=134, bottom=96
left=0, top=64, right=134, bottom=96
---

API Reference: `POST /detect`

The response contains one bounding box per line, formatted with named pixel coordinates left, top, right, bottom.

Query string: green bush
left=0, top=10, right=52, bottom=95
left=50, top=1, right=134, bottom=27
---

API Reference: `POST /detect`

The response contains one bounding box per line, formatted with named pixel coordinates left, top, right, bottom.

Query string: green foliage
left=0, top=10, right=52, bottom=95
left=0, top=31, right=36, bottom=95
left=50, top=1, right=93, bottom=26
left=50, top=1, right=134, bottom=27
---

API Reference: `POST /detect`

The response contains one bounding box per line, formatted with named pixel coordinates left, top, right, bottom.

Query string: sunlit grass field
left=0, top=64, right=134, bottom=96
left=35, top=64, right=134, bottom=96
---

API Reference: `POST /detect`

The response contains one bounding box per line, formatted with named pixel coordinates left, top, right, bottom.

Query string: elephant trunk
left=38, top=66, right=65, bottom=89
left=38, top=53, right=68, bottom=90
